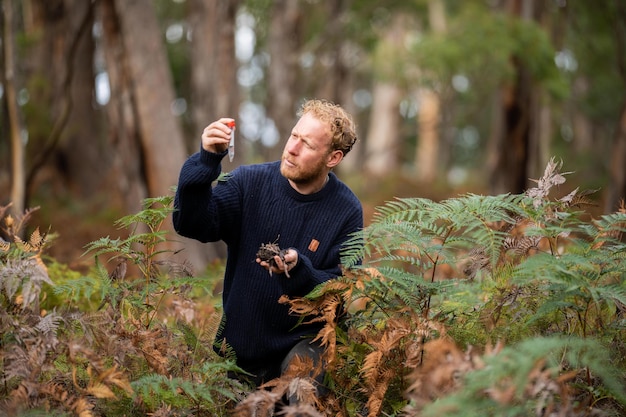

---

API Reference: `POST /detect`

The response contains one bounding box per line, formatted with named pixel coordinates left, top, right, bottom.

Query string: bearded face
left=280, top=113, right=335, bottom=192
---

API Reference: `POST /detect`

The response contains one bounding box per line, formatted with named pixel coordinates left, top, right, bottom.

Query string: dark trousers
left=280, top=338, right=328, bottom=400
left=233, top=338, right=327, bottom=397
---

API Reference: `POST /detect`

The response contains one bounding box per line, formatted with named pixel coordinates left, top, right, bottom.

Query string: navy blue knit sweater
left=173, top=148, right=363, bottom=372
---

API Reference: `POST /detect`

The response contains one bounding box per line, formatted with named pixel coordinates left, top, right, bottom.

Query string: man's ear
left=327, top=150, right=344, bottom=168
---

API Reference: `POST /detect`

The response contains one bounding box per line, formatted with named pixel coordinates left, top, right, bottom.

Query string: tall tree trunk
left=605, top=101, right=626, bottom=212
left=526, top=2, right=551, bottom=182
left=99, top=0, right=147, bottom=214
left=603, top=0, right=626, bottom=213
left=413, top=0, right=446, bottom=183
left=3, top=0, right=26, bottom=217
left=364, top=82, right=402, bottom=176
left=415, top=88, right=440, bottom=183
left=112, top=0, right=187, bottom=199
left=187, top=0, right=240, bottom=263
left=313, top=0, right=352, bottom=103
left=364, top=12, right=410, bottom=178
left=489, top=0, right=537, bottom=194
left=489, top=61, right=532, bottom=194
left=311, top=0, right=360, bottom=175
left=188, top=0, right=240, bottom=156
left=571, top=76, right=593, bottom=153
left=56, top=0, right=103, bottom=199
left=534, top=92, right=552, bottom=176
left=105, top=0, right=219, bottom=268
left=15, top=0, right=99, bottom=208
left=266, top=0, right=302, bottom=161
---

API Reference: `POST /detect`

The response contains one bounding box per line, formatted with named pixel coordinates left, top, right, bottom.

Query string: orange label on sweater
left=308, top=239, right=320, bottom=252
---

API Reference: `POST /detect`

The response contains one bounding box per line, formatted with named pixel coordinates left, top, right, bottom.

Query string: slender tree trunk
left=572, top=76, right=593, bottom=152
left=3, top=0, right=26, bottom=217
left=526, top=2, right=551, bottom=182
left=605, top=101, right=626, bottom=212
left=415, top=88, right=440, bottom=183
left=526, top=86, right=551, bottom=180
left=364, top=82, right=402, bottom=176
left=603, top=0, right=626, bottom=213
left=413, top=0, right=446, bottom=183
left=364, top=12, right=409, bottom=178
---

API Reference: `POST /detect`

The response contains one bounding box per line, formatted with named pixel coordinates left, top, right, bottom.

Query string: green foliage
left=3, top=157, right=626, bottom=416
left=326, top=158, right=625, bottom=416
left=410, top=4, right=568, bottom=99
left=132, top=360, right=245, bottom=414
left=0, top=198, right=246, bottom=417
left=420, top=336, right=625, bottom=417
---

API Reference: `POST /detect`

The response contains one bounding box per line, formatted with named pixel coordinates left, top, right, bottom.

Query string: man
left=173, top=99, right=363, bottom=388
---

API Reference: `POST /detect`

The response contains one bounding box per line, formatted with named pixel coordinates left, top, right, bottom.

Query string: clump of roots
left=256, top=242, right=289, bottom=277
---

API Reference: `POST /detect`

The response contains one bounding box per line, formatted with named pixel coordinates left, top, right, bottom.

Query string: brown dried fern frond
left=358, top=316, right=435, bottom=417
left=361, top=320, right=407, bottom=382
left=461, top=246, right=491, bottom=279
left=232, top=389, right=282, bottom=417
left=483, top=357, right=580, bottom=415
left=40, top=382, right=96, bottom=417
left=0, top=204, right=40, bottom=241
left=276, top=403, right=325, bottom=417
left=1, top=379, right=97, bottom=417
left=72, top=364, right=132, bottom=399
left=364, top=367, right=394, bottom=417
left=503, top=235, right=544, bottom=257
left=14, top=228, right=48, bottom=253
left=592, top=199, right=626, bottom=249
left=282, top=355, right=321, bottom=381
left=404, top=337, right=478, bottom=413
left=68, top=343, right=134, bottom=398
left=360, top=350, right=384, bottom=386
left=234, top=355, right=324, bottom=417
left=0, top=256, right=53, bottom=311
left=130, top=326, right=172, bottom=375
left=526, top=157, right=570, bottom=209
left=279, top=288, right=344, bottom=362
left=558, top=187, right=600, bottom=211
left=3, top=319, right=58, bottom=381
left=286, top=377, right=319, bottom=410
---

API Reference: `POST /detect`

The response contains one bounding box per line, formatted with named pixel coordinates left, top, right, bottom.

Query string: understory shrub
left=1, top=159, right=625, bottom=416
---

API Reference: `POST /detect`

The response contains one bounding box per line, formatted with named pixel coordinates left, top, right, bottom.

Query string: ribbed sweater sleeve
left=173, top=149, right=230, bottom=243
left=173, top=149, right=363, bottom=369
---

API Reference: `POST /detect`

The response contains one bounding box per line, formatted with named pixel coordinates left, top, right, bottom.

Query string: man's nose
left=286, top=139, right=299, bottom=154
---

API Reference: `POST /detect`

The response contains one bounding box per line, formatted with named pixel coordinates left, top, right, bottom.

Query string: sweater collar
left=281, top=171, right=337, bottom=202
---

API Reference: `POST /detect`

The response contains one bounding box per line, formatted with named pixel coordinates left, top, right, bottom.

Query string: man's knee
left=281, top=338, right=329, bottom=398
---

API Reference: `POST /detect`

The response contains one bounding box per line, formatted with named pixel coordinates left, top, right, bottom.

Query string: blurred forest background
left=1, top=0, right=625, bottom=272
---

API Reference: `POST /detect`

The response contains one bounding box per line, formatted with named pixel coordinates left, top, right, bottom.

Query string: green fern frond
left=82, top=237, right=125, bottom=258
left=344, top=194, right=525, bottom=273
left=115, top=196, right=174, bottom=231
left=133, top=366, right=242, bottom=413
left=420, top=336, right=626, bottom=417
left=53, top=275, right=104, bottom=305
